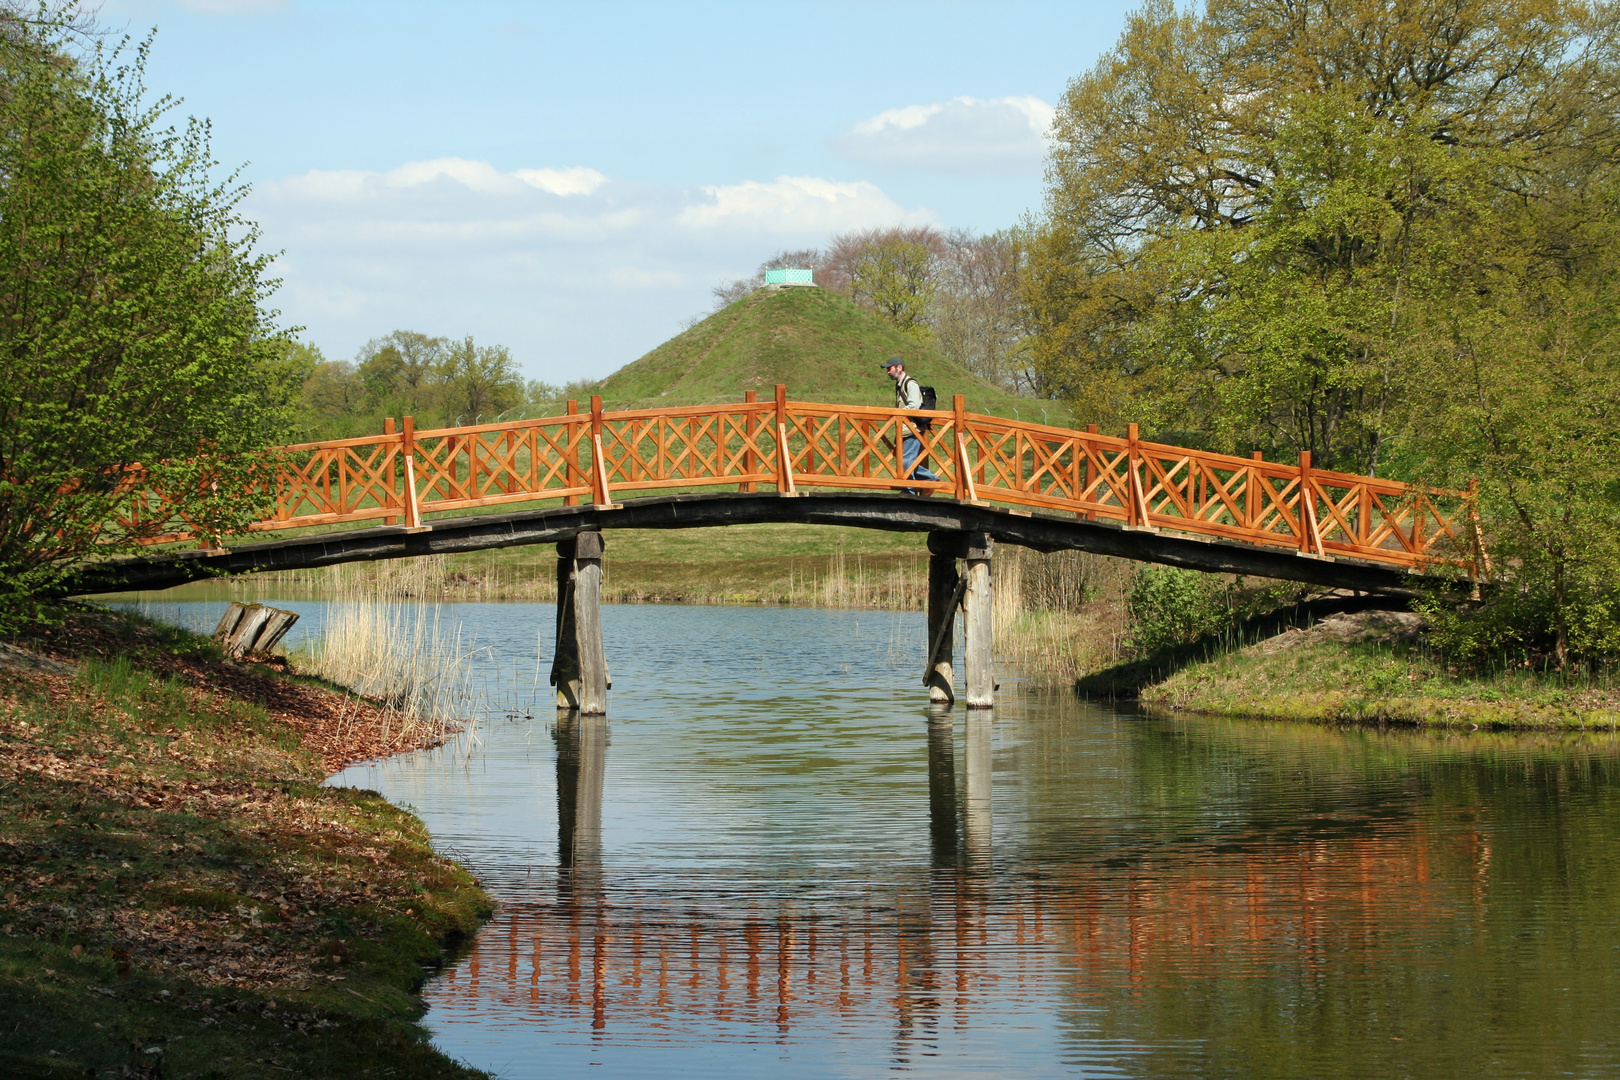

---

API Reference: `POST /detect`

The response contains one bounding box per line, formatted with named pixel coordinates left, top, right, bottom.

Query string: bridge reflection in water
left=433, top=711, right=1494, bottom=1053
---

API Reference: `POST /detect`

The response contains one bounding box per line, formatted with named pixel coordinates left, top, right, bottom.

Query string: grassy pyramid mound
left=594, top=286, right=1058, bottom=423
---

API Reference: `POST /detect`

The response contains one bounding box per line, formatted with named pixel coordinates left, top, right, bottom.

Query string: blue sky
left=100, top=0, right=1138, bottom=383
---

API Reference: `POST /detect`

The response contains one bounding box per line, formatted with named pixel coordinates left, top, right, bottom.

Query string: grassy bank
left=1136, top=629, right=1620, bottom=730
left=0, top=608, right=493, bottom=1079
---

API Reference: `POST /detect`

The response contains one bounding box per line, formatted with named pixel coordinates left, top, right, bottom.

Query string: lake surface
left=124, top=596, right=1620, bottom=1078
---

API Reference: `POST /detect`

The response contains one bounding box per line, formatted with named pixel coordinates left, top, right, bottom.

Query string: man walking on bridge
left=882, top=356, right=938, bottom=496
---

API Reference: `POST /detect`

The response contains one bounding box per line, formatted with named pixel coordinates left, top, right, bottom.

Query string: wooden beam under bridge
left=60, top=490, right=1427, bottom=599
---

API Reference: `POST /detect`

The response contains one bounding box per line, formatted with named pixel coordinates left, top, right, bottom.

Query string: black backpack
left=917, top=383, right=937, bottom=430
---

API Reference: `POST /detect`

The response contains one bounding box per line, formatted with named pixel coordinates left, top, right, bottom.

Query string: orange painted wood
left=564, top=400, right=581, bottom=507
left=121, top=390, right=1480, bottom=573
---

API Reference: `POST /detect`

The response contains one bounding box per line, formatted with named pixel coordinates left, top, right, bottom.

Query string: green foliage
left=848, top=237, right=934, bottom=339
left=436, top=334, right=526, bottom=425
left=291, top=329, right=546, bottom=439
left=355, top=329, right=444, bottom=416
left=1125, top=566, right=1235, bottom=654
left=1031, top=0, right=1620, bottom=665
left=1125, top=566, right=1302, bottom=656
left=0, top=13, right=286, bottom=621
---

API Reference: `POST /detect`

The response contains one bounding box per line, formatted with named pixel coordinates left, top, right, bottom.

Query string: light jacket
left=893, top=373, right=923, bottom=411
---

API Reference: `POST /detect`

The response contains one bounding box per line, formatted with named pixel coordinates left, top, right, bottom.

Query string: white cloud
left=515, top=167, right=608, bottom=197
left=833, top=95, right=1056, bottom=175
left=382, top=158, right=525, bottom=196
left=245, top=159, right=932, bottom=383
left=677, top=175, right=928, bottom=233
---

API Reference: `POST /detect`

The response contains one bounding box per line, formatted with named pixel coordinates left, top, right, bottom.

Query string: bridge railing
left=113, top=386, right=1479, bottom=572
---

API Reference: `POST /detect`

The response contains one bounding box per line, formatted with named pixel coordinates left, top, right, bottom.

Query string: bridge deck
left=70, top=491, right=1425, bottom=597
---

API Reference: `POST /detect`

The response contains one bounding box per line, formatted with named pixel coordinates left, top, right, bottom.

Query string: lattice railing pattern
left=120, top=388, right=1478, bottom=572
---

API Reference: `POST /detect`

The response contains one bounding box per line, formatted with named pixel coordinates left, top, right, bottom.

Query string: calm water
left=124, top=596, right=1620, bottom=1078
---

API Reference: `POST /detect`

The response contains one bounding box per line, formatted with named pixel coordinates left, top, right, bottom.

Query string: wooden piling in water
left=550, top=532, right=609, bottom=714
left=551, top=538, right=581, bottom=709
left=924, top=532, right=965, bottom=706
left=573, top=530, right=608, bottom=715
left=963, top=531, right=994, bottom=709
left=212, top=602, right=300, bottom=659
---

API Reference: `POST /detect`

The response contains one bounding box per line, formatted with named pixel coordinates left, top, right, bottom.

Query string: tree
left=1027, top=0, right=1620, bottom=666
left=1028, top=0, right=1620, bottom=468
left=0, top=9, right=287, bottom=618
left=932, top=229, right=1033, bottom=392
left=355, top=330, right=445, bottom=414
left=435, top=336, right=526, bottom=425
left=299, top=359, right=365, bottom=432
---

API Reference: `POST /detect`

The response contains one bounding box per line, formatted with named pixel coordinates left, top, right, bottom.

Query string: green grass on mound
left=594, top=286, right=1058, bottom=422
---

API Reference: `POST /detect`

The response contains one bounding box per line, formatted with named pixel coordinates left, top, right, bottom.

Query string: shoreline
left=0, top=605, right=495, bottom=1079
left=1093, top=610, right=1620, bottom=732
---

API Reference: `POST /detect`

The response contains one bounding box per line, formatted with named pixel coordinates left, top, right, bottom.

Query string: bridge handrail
left=105, top=386, right=1480, bottom=574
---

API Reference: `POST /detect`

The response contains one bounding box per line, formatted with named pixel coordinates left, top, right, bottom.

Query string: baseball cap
left=880, top=356, right=903, bottom=369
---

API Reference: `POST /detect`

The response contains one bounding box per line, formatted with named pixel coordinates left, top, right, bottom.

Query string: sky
left=98, top=0, right=1140, bottom=384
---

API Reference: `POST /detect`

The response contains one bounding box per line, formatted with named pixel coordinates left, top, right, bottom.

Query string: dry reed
left=291, top=559, right=482, bottom=747
left=992, top=546, right=1134, bottom=688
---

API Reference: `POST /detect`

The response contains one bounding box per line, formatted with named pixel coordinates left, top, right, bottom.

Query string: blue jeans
left=902, top=432, right=937, bottom=493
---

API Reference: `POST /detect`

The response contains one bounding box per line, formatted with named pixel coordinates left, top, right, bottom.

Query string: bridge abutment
left=551, top=531, right=609, bottom=714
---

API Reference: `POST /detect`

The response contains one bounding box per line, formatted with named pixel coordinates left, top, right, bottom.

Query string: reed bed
left=992, top=547, right=1134, bottom=688
left=291, top=561, right=483, bottom=747
left=785, top=547, right=928, bottom=610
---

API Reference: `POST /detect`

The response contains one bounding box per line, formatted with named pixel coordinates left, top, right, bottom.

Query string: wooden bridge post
left=924, top=532, right=964, bottom=705
left=741, top=390, right=758, bottom=493
left=564, top=400, right=580, bottom=507
left=383, top=417, right=399, bottom=526
left=551, top=531, right=609, bottom=714
left=402, top=415, right=421, bottom=528
left=963, top=531, right=994, bottom=709
left=773, top=384, right=794, bottom=494
left=1126, top=423, right=1144, bottom=527
left=589, top=395, right=613, bottom=507
left=1080, top=423, right=1098, bottom=520
left=551, top=537, right=580, bottom=709
left=1298, top=451, right=1322, bottom=555
left=952, top=395, right=968, bottom=502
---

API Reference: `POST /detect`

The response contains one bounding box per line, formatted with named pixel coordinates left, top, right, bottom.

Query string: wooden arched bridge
left=71, top=387, right=1483, bottom=713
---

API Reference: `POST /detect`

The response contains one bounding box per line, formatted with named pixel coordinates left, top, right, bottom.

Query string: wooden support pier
left=923, top=529, right=994, bottom=709
left=551, top=531, right=609, bottom=714
left=964, top=532, right=994, bottom=709
left=924, top=534, right=962, bottom=706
